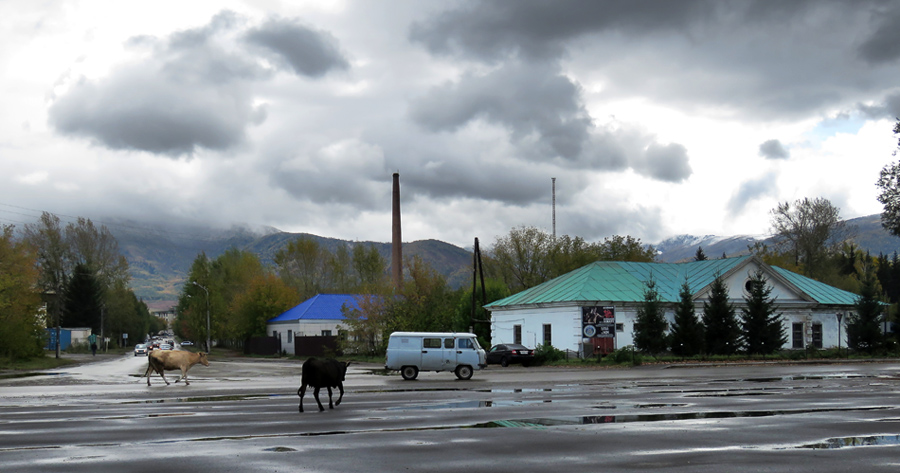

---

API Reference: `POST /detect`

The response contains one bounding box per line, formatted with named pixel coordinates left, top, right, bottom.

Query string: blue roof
left=267, top=294, right=367, bottom=323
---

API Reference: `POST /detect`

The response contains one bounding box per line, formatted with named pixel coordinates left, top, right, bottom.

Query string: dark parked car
left=487, top=344, right=535, bottom=367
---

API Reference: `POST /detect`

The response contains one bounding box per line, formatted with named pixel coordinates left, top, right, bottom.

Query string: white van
left=385, top=332, right=487, bottom=380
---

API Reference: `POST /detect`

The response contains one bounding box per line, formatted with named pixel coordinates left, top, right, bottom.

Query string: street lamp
left=192, top=281, right=210, bottom=353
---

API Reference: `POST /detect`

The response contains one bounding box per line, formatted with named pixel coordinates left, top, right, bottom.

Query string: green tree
left=546, top=235, right=603, bottom=277
left=488, top=226, right=554, bottom=291
left=23, top=212, right=70, bottom=357
left=633, top=278, right=668, bottom=354
left=875, top=119, right=900, bottom=237
left=846, top=268, right=884, bottom=354
left=670, top=279, right=704, bottom=356
left=740, top=269, right=787, bottom=355
left=769, top=197, right=846, bottom=279
left=352, top=243, right=388, bottom=290
left=702, top=275, right=740, bottom=355
left=229, top=273, right=298, bottom=343
left=65, top=217, right=129, bottom=290
left=694, top=246, right=707, bottom=261
left=452, top=278, right=510, bottom=347
left=63, top=263, right=103, bottom=332
left=105, top=282, right=156, bottom=347
left=389, top=256, right=457, bottom=332
left=0, top=225, right=44, bottom=360
left=597, top=235, right=657, bottom=262
left=275, top=236, right=326, bottom=299
left=176, top=253, right=212, bottom=346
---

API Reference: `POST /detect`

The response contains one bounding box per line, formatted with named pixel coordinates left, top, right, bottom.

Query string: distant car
left=181, top=340, right=193, bottom=346
left=486, top=344, right=535, bottom=367
left=134, top=343, right=149, bottom=356
left=159, top=343, right=173, bottom=350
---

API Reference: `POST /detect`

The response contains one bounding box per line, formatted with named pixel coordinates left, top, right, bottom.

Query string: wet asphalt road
left=1, top=354, right=900, bottom=472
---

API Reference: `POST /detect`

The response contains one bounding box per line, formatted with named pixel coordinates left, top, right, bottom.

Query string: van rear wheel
left=401, top=366, right=419, bottom=380
left=455, top=365, right=473, bottom=380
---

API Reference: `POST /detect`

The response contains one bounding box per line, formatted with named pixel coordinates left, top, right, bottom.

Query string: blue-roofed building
left=266, top=294, right=366, bottom=355
left=485, top=256, right=859, bottom=356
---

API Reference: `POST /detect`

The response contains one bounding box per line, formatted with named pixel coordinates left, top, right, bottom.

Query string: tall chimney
left=392, top=172, right=403, bottom=290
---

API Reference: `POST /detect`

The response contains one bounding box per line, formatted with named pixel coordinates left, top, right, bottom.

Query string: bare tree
left=769, top=197, right=846, bottom=278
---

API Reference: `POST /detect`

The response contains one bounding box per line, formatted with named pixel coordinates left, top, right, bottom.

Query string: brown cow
left=144, top=350, right=209, bottom=386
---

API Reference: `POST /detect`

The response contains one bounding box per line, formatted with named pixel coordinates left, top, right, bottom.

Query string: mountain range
left=111, top=214, right=900, bottom=301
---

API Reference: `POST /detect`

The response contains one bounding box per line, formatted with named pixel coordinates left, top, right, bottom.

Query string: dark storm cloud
left=408, top=62, right=591, bottom=160
left=759, top=139, right=789, bottom=160
left=858, top=9, right=900, bottom=64
left=412, top=0, right=900, bottom=120
left=408, top=61, right=691, bottom=182
left=49, top=68, right=260, bottom=155
left=244, top=17, right=349, bottom=77
left=858, top=92, right=900, bottom=119
left=726, top=172, right=778, bottom=214
left=409, top=0, right=711, bottom=62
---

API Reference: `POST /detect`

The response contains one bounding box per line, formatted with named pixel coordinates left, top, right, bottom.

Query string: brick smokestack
left=392, top=172, right=403, bottom=291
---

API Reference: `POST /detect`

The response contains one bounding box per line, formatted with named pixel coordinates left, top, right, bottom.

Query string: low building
left=266, top=294, right=365, bottom=355
left=146, top=300, right=177, bottom=330
left=485, top=256, right=859, bottom=356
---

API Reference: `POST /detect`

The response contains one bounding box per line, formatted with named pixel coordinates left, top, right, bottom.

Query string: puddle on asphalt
left=798, top=434, right=900, bottom=449
left=263, top=446, right=298, bottom=452
left=0, top=372, right=64, bottom=380
left=685, top=391, right=778, bottom=397
left=473, top=406, right=892, bottom=429
left=123, top=394, right=286, bottom=404
left=385, top=399, right=553, bottom=410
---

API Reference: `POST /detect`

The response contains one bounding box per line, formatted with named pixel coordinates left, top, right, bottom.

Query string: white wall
left=491, top=303, right=852, bottom=355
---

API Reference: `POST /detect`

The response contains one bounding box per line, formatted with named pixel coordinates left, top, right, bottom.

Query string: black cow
left=298, top=358, right=351, bottom=413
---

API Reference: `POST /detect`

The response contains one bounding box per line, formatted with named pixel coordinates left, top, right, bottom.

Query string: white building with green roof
left=484, top=255, right=860, bottom=356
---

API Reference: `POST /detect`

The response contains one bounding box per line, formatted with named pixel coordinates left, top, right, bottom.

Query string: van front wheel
left=455, top=365, right=473, bottom=380
left=401, top=366, right=419, bottom=380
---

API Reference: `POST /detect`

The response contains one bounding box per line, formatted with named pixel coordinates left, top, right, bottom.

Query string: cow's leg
left=335, top=383, right=344, bottom=407
left=298, top=385, right=306, bottom=413
left=158, top=367, right=170, bottom=386
left=145, top=363, right=153, bottom=386
left=326, top=386, right=334, bottom=409
left=313, top=386, right=325, bottom=412
left=174, top=367, right=188, bottom=384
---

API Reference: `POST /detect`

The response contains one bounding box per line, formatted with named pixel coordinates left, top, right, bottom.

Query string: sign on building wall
left=582, top=306, right=616, bottom=338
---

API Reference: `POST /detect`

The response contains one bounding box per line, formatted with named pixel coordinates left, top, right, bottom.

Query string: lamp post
left=192, top=282, right=210, bottom=353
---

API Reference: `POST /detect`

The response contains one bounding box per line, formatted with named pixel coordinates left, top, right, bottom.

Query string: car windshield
left=508, top=344, right=529, bottom=350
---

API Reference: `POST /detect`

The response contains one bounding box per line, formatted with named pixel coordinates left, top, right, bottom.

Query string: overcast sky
left=2, top=0, right=900, bottom=249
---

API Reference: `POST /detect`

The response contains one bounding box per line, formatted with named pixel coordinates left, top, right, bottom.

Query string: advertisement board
left=582, top=306, right=615, bottom=338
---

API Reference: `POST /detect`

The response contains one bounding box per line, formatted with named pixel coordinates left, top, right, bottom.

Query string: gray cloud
left=48, top=11, right=269, bottom=156
left=759, top=139, right=789, bottom=160
left=411, top=0, right=900, bottom=121
left=634, top=143, right=692, bottom=182
left=727, top=172, right=778, bottom=214
left=858, top=9, right=900, bottom=64
left=858, top=92, right=900, bottom=119
left=244, top=16, right=349, bottom=77
left=408, top=61, right=691, bottom=182
left=409, top=0, right=711, bottom=62
left=408, top=61, right=591, bottom=160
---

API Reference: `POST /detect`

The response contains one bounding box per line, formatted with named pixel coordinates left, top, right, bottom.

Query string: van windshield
left=457, top=338, right=481, bottom=350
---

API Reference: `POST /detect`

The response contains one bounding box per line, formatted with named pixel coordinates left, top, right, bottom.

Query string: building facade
left=485, top=256, right=859, bottom=356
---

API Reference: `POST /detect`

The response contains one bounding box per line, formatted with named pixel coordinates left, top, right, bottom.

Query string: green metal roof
left=485, top=256, right=860, bottom=308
